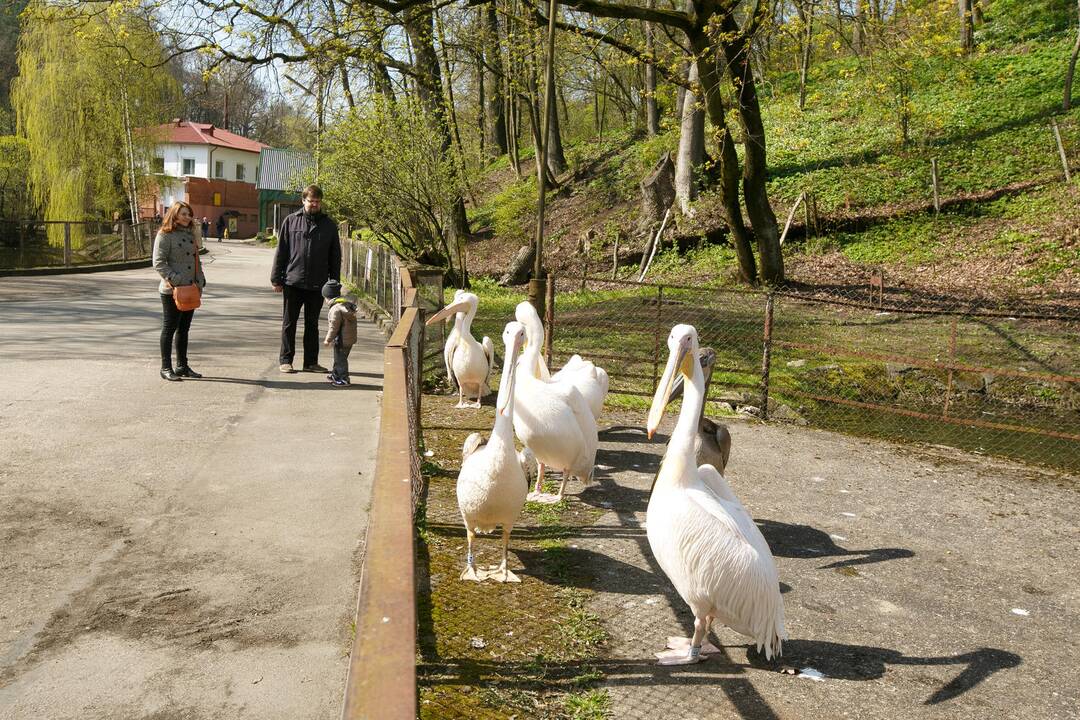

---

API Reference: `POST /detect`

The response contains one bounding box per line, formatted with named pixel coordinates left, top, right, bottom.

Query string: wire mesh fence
left=0, top=220, right=158, bottom=270
left=526, top=275, right=1078, bottom=474
left=340, top=228, right=403, bottom=330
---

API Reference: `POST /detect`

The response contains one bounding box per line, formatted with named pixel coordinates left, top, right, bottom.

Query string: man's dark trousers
left=280, top=285, right=324, bottom=367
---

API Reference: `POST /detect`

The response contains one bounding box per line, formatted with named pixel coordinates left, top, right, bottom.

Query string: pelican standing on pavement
left=426, top=291, right=495, bottom=408
left=667, top=347, right=732, bottom=474
left=456, top=321, right=530, bottom=582
left=512, top=301, right=598, bottom=503
left=646, top=324, right=786, bottom=665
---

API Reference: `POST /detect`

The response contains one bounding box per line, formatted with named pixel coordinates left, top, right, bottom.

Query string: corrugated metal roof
left=257, top=149, right=314, bottom=192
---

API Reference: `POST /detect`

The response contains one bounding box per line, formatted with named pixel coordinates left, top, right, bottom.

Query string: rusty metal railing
left=341, top=266, right=429, bottom=720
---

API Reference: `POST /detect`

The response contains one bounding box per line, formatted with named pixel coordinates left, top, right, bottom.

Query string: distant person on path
left=271, top=184, right=341, bottom=374
left=321, top=279, right=357, bottom=387
left=216, top=215, right=226, bottom=242
left=201, top=216, right=209, bottom=240
left=152, top=201, right=206, bottom=382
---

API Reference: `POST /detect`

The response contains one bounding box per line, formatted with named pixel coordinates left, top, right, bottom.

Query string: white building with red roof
left=142, top=120, right=270, bottom=238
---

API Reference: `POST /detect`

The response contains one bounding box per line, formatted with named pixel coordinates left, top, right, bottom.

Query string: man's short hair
left=302, top=184, right=324, bottom=200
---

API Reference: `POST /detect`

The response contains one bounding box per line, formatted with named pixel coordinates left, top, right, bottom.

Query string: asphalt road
left=0, top=242, right=382, bottom=719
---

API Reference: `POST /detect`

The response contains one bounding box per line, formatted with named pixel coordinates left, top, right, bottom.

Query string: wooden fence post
left=931, top=158, right=941, bottom=214
left=544, top=274, right=555, bottom=367
left=652, top=285, right=664, bottom=392
left=1051, top=120, right=1071, bottom=182
left=760, top=292, right=775, bottom=421
left=943, top=315, right=958, bottom=418
left=63, top=223, right=72, bottom=267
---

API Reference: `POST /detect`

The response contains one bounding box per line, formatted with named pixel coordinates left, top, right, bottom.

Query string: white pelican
left=515, top=302, right=608, bottom=419
left=668, top=347, right=732, bottom=474
left=512, top=301, right=598, bottom=504
left=426, top=291, right=495, bottom=408
left=646, top=324, right=786, bottom=665
left=456, top=321, right=530, bottom=582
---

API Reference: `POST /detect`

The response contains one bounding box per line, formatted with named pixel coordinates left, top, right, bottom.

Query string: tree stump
left=500, top=243, right=535, bottom=286
left=639, top=151, right=676, bottom=240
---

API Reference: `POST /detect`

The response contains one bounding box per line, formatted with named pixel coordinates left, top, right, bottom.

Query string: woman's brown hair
left=160, top=201, right=195, bottom=235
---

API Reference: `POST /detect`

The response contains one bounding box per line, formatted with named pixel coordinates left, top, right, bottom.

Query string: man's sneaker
left=279, top=363, right=296, bottom=373
left=332, top=377, right=348, bottom=386
left=304, top=363, right=329, bottom=373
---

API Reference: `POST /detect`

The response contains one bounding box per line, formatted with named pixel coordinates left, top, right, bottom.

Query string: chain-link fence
left=452, top=275, right=1078, bottom=473
left=524, top=276, right=1078, bottom=474
left=341, top=234, right=402, bottom=329
left=0, top=220, right=158, bottom=270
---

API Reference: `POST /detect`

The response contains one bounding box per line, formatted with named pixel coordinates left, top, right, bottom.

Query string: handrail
left=342, top=272, right=424, bottom=720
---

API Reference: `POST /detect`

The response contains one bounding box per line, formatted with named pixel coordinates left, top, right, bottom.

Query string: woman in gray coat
left=152, top=201, right=206, bottom=381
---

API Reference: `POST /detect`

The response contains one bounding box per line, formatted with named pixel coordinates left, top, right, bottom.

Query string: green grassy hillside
left=466, top=22, right=1080, bottom=297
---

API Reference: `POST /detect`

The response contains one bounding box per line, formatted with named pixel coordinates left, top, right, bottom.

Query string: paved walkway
left=0, top=242, right=383, bottom=719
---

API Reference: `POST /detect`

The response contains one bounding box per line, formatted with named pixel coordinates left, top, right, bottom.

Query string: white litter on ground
left=1011, top=608, right=1030, bottom=616
left=811, top=476, right=825, bottom=482
left=841, top=512, right=857, bottom=517
left=799, top=667, right=826, bottom=681
left=830, top=534, right=848, bottom=541
left=423, top=450, right=434, bottom=457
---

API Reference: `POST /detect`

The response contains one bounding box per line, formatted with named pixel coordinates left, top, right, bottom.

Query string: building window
left=151, top=157, right=165, bottom=174
left=182, top=158, right=195, bottom=175
left=214, top=160, right=224, bottom=178
left=236, top=163, right=245, bottom=181
left=213, top=192, right=222, bottom=207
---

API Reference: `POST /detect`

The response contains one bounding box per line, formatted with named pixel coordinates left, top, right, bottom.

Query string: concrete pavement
left=0, top=241, right=382, bottom=719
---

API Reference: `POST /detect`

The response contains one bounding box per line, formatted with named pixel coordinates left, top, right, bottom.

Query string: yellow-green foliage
left=13, top=1, right=178, bottom=240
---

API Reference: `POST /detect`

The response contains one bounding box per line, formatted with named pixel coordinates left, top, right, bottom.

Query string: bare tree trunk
left=674, top=61, right=688, bottom=125
left=691, top=33, right=757, bottom=284
left=485, top=2, right=509, bottom=156
left=1066, top=0, right=1080, bottom=111
left=958, top=0, right=975, bottom=54
left=644, top=0, right=660, bottom=136
left=797, top=0, right=813, bottom=110
left=721, top=14, right=784, bottom=284
left=477, top=48, right=486, bottom=160
left=546, top=85, right=567, bottom=176
left=674, top=61, right=704, bottom=215
left=404, top=7, right=470, bottom=276
left=853, top=0, right=866, bottom=54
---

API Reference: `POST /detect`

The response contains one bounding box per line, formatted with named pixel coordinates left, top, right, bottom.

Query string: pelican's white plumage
left=646, top=324, right=786, bottom=664
left=456, top=321, right=530, bottom=582
left=427, top=291, right=494, bottom=408
left=515, top=303, right=608, bottom=419
left=511, top=301, right=598, bottom=503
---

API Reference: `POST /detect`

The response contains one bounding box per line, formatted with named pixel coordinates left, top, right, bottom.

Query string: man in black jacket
left=270, top=184, right=342, bottom=373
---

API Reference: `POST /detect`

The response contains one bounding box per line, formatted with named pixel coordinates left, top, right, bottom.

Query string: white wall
left=153, top=144, right=261, bottom=184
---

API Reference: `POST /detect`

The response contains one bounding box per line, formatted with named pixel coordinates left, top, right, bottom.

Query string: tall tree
left=13, top=2, right=178, bottom=228
left=1066, top=0, right=1080, bottom=111
left=484, top=2, right=509, bottom=157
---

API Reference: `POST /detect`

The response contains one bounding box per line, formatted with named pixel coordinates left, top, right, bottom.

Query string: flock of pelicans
left=426, top=291, right=786, bottom=664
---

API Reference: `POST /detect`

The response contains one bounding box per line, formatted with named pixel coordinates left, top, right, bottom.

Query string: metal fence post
left=544, top=273, right=555, bottom=367
left=943, top=314, right=958, bottom=418
left=760, top=292, right=775, bottom=421
left=652, top=285, right=664, bottom=391
left=121, top=223, right=129, bottom=261
left=63, top=223, right=72, bottom=267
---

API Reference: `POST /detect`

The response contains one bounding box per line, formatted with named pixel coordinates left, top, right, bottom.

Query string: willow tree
left=12, top=2, right=177, bottom=241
